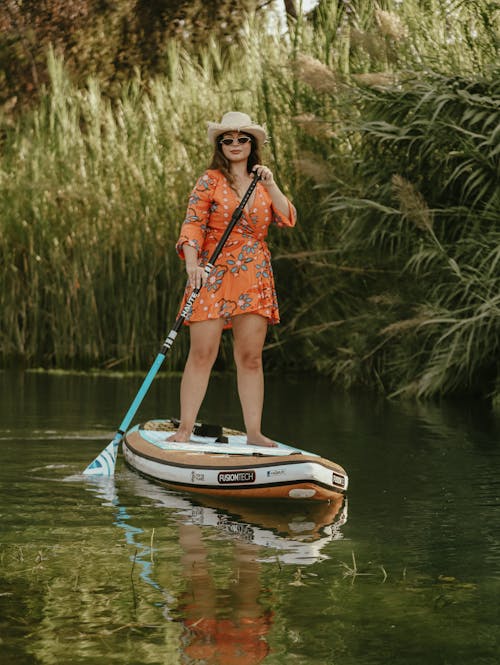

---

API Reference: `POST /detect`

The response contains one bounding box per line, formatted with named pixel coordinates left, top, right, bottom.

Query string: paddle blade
left=82, top=434, right=121, bottom=476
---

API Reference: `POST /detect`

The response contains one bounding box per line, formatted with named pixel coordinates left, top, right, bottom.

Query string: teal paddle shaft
left=83, top=171, right=261, bottom=476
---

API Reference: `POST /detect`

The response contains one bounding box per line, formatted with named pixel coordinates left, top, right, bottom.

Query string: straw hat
left=207, top=111, right=267, bottom=148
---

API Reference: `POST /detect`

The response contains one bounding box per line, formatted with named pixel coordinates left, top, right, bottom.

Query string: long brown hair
left=207, top=132, right=262, bottom=188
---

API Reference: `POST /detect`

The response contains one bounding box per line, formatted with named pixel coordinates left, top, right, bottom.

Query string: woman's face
left=219, top=131, right=253, bottom=165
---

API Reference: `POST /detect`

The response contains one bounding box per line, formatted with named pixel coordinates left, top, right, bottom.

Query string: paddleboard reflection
left=84, top=472, right=348, bottom=664
left=115, top=471, right=348, bottom=564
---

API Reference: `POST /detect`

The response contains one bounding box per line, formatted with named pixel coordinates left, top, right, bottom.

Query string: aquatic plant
left=0, top=1, right=498, bottom=403
left=323, top=70, right=500, bottom=399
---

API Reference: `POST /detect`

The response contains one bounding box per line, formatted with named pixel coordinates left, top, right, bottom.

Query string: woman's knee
left=187, top=320, right=223, bottom=369
left=232, top=314, right=267, bottom=372
left=234, top=347, right=263, bottom=372
left=187, top=343, right=219, bottom=369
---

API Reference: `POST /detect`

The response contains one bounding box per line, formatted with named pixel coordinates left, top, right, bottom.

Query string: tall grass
left=1, top=52, right=190, bottom=368
left=323, top=71, right=500, bottom=399
left=283, top=0, right=499, bottom=400
left=0, top=1, right=498, bottom=402
left=0, top=24, right=326, bottom=370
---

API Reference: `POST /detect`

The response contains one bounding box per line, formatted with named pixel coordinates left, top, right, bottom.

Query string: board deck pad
left=141, top=419, right=314, bottom=457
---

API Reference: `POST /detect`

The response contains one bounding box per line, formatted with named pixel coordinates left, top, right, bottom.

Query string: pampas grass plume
left=292, top=53, right=338, bottom=94
left=374, top=7, right=407, bottom=41
left=293, top=113, right=336, bottom=139
left=295, top=151, right=332, bottom=184
left=391, top=174, right=433, bottom=232
left=351, top=72, right=396, bottom=88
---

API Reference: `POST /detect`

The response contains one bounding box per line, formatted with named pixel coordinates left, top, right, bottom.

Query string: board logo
left=218, top=470, right=256, bottom=484
left=267, top=468, right=285, bottom=477
left=332, top=473, right=345, bottom=487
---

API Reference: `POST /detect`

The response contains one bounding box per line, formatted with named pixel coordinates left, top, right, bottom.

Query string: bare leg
left=231, top=540, right=263, bottom=622
left=232, top=313, right=276, bottom=447
left=179, top=524, right=216, bottom=619
left=168, top=319, right=225, bottom=442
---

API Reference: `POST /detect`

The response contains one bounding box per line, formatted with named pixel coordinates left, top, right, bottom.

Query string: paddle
left=83, top=171, right=261, bottom=476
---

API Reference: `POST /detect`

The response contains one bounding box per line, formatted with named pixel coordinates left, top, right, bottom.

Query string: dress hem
left=183, top=310, right=280, bottom=330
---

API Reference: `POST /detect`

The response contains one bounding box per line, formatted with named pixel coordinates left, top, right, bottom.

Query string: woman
left=169, top=111, right=296, bottom=446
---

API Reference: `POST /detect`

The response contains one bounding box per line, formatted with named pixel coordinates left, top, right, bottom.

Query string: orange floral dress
left=182, top=614, right=272, bottom=664
left=176, top=169, right=297, bottom=328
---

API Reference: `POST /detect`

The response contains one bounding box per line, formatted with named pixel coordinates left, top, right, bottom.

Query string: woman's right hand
left=186, top=262, right=207, bottom=290
left=183, top=244, right=206, bottom=290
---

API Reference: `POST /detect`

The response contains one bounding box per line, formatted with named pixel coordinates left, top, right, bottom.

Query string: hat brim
left=207, top=121, right=267, bottom=148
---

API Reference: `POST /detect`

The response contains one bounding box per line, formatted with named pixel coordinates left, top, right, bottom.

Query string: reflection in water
left=2, top=372, right=500, bottom=665
left=178, top=526, right=272, bottom=664
left=114, top=472, right=347, bottom=565
left=85, top=473, right=347, bottom=663
left=85, top=477, right=171, bottom=605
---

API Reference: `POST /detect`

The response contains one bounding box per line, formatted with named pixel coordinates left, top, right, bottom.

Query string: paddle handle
left=159, top=170, right=261, bottom=353
left=207, top=170, right=261, bottom=266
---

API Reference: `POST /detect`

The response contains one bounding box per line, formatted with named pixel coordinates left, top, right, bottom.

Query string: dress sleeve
left=176, top=171, right=216, bottom=259
left=271, top=199, right=297, bottom=228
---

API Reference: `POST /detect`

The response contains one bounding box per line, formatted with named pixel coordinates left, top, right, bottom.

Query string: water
left=1, top=370, right=499, bottom=664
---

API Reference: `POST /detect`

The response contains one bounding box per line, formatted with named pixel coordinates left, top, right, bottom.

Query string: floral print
left=237, top=293, right=253, bottom=310
left=227, top=252, right=253, bottom=274
left=176, top=169, right=296, bottom=328
left=255, top=260, right=270, bottom=279
left=205, top=266, right=226, bottom=292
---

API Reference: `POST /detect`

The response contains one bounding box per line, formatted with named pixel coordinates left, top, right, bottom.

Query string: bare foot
left=167, top=429, right=192, bottom=443
left=246, top=434, right=278, bottom=448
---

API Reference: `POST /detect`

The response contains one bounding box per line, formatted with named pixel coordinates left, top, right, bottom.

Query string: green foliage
left=0, top=27, right=320, bottom=370
left=0, top=0, right=261, bottom=109
left=0, top=0, right=499, bottom=401
left=324, top=71, right=500, bottom=399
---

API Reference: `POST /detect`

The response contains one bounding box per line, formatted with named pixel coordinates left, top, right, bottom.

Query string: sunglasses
left=219, top=136, right=253, bottom=146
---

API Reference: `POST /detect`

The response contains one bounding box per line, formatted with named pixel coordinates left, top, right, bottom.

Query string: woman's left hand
left=253, top=165, right=275, bottom=188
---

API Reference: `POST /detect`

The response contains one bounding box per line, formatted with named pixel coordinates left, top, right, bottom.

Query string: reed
left=324, top=70, right=500, bottom=400
left=0, top=2, right=498, bottom=402
left=0, top=35, right=291, bottom=369
left=0, top=9, right=353, bottom=372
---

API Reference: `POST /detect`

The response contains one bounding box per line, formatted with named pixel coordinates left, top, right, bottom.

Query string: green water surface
left=0, top=371, right=499, bottom=664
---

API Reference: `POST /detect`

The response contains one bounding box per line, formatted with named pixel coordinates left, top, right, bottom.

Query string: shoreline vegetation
left=1, top=2, right=499, bottom=404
